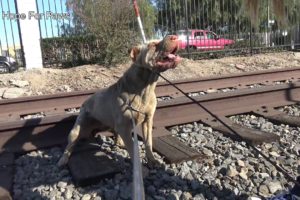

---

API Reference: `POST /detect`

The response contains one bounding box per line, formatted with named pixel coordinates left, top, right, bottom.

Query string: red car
left=176, top=29, right=234, bottom=50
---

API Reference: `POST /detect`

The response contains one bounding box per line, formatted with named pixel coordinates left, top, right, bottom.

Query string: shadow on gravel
left=6, top=120, right=249, bottom=200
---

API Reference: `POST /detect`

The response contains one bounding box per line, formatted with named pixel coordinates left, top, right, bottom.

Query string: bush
left=51, top=0, right=156, bottom=67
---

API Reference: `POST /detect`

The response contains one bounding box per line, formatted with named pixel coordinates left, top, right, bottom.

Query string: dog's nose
left=169, top=35, right=178, bottom=40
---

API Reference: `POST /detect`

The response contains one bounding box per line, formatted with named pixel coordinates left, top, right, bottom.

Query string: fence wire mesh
left=34, top=0, right=300, bottom=67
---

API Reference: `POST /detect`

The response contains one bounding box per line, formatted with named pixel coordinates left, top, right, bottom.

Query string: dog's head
left=130, top=35, right=181, bottom=72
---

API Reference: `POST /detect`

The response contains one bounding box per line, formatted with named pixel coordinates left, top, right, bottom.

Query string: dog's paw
left=147, top=158, right=164, bottom=169
left=115, top=136, right=125, bottom=148
left=57, top=156, right=68, bottom=167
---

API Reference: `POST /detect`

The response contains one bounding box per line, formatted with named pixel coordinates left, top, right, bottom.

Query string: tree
left=65, top=0, right=156, bottom=64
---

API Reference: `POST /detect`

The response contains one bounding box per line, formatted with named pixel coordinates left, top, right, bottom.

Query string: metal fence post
left=184, top=0, right=190, bottom=58
left=250, top=22, right=253, bottom=56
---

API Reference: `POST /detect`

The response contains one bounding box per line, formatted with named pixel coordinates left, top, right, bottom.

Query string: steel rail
left=1, top=82, right=300, bottom=153
left=0, top=67, right=300, bottom=121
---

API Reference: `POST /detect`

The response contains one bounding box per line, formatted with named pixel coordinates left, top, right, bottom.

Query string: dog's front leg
left=115, top=123, right=134, bottom=161
left=57, top=123, right=81, bottom=167
left=142, top=115, right=159, bottom=167
left=57, top=113, right=88, bottom=167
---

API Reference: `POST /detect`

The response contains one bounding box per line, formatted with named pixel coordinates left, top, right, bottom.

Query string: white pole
left=15, top=0, right=43, bottom=69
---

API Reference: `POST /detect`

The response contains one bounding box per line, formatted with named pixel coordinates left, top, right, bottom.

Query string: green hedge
left=41, top=33, right=139, bottom=67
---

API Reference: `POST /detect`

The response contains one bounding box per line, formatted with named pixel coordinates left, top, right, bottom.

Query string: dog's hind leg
left=57, top=112, right=89, bottom=167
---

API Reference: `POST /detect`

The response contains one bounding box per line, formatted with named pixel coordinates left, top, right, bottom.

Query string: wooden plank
left=153, top=135, right=204, bottom=163
left=68, top=150, right=121, bottom=187
left=205, top=121, right=280, bottom=143
left=257, top=112, right=300, bottom=127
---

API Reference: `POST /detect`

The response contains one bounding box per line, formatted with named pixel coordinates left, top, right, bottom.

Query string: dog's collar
left=127, top=104, right=146, bottom=115
left=125, top=98, right=146, bottom=116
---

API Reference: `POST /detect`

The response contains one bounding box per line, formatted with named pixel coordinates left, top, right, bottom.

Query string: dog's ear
left=130, top=46, right=141, bottom=62
left=147, top=41, right=160, bottom=48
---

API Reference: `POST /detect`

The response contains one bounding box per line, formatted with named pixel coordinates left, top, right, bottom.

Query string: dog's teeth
left=167, top=54, right=176, bottom=59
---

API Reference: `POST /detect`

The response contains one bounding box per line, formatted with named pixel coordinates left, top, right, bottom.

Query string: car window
left=207, top=32, right=218, bottom=39
left=194, top=32, right=205, bottom=39
left=176, top=30, right=192, bottom=37
left=206, top=32, right=214, bottom=39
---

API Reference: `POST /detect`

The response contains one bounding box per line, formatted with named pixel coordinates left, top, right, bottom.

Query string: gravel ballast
left=13, top=113, right=299, bottom=200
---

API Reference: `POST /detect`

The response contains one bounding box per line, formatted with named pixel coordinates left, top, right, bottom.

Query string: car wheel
left=224, top=45, right=230, bottom=50
left=187, top=46, right=196, bottom=52
left=0, top=63, right=9, bottom=74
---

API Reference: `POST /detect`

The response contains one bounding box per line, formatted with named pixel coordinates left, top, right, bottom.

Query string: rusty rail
left=1, top=68, right=300, bottom=199
left=0, top=67, right=300, bottom=122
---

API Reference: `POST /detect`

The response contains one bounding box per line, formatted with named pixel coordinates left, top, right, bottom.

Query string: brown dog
left=57, top=35, right=181, bottom=167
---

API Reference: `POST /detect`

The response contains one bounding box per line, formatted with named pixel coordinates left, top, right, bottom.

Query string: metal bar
left=47, top=0, right=54, bottom=37
left=53, top=0, right=60, bottom=37
left=184, top=0, right=190, bottom=58
left=6, top=0, right=16, bottom=59
left=60, top=0, right=65, bottom=35
left=13, top=0, right=25, bottom=66
left=0, top=0, right=11, bottom=57
left=41, top=0, right=48, bottom=38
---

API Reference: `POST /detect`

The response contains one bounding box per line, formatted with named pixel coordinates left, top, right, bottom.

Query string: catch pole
left=131, top=2, right=146, bottom=200
left=133, top=0, right=147, bottom=44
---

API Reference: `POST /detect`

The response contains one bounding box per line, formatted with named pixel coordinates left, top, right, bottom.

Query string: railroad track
left=1, top=67, right=300, bottom=199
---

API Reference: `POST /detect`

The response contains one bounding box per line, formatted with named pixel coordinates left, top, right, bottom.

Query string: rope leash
left=156, top=72, right=300, bottom=188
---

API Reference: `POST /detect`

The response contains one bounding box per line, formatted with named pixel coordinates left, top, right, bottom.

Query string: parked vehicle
left=0, top=56, right=18, bottom=73
left=176, top=29, right=235, bottom=50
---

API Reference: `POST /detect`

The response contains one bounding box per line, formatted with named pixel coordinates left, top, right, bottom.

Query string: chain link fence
left=36, top=0, right=300, bottom=67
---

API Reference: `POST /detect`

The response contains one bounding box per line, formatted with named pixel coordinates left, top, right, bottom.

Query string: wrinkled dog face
left=130, top=35, right=182, bottom=72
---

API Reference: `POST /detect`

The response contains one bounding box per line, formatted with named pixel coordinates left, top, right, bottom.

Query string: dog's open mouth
left=155, top=35, right=182, bottom=71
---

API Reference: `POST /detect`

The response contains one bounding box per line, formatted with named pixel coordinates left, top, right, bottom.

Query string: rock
left=260, top=122, right=273, bottom=131
left=57, top=181, right=67, bottom=188
left=181, top=192, right=193, bottom=200
left=81, top=194, right=91, bottom=200
left=0, top=87, right=8, bottom=97
left=202, top=148, right=213, bottom=157
left=269, top=151, right=280, bottom=157
left=258, top=184, right=269, bottom=197
left=9, top=80, right=29, bottom=88
left=119, top=183, right=131, bottom=199
left=248, top=197, right=262, bottom=200
left=168, top=192, right=180, bottom=200
left=227, top=166, right=239, bottom=177
left=235, top=64, right=246, bottom=70
left=64, top=189, right=73, bottom=199
left=206, top=89, right=218, bottom=93
left=234, top=187, right=239, bottom=195
left=259, top=173, right=270, bottom=179
left=239, top=168, right=248, bottom=180
left=237, top=160, right=245, bottom=167
left=147, top=185, right=156, bottom=194
left=58, top=85, right=72, bottom=92
left=267, top=181, right=282, bottom=194
left=2, top=88, right=26, bottom=99
left=193, top=194, right=205, bottom=200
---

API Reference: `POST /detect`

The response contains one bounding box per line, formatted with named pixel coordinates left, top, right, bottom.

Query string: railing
left=35, top=0, right=300, bottom=67
left=0, top=0, right=24, bottom=66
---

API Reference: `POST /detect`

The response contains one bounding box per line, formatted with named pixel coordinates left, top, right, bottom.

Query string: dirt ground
left=0, top=51, right=299, bottom=97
